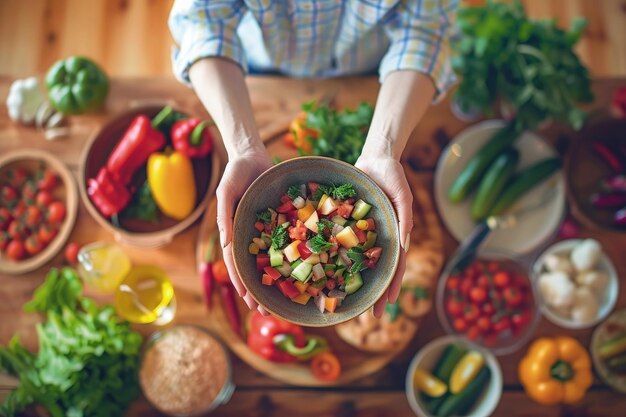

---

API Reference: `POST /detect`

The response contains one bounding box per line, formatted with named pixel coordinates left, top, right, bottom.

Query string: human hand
left=217, top=148, right=272, bottom=312
left=355, top=155, right=413, bottom=318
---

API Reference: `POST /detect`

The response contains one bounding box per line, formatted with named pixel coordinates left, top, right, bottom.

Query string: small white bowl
left=405, top=335, right=503, bottom=417
left=532, top=239, right=619, bottom=329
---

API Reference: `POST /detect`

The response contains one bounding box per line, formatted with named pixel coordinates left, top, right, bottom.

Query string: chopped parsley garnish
left=309, top=234, right=335, bottom=253
left=346, top=247, right=367, bottom=273
left=316, top=219, right=334, bottom=234
left=256, top=209, right=272, bottom=225
left=287, top=185, right=302, bottom=200
left=271, top=225, right=289, bottom=249
left=313, top=183, right=357, bottom=201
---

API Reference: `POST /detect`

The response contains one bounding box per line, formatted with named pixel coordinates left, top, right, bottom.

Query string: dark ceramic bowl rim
left=231, top=156, right=400, bottom=326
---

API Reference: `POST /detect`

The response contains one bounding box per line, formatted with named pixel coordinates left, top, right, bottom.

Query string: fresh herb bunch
left=452, top=0, right=593, bottom=130
left=121, top=181, right=159, bottom=222
left=271, top=224, right=289, bottom=249
left=313, top=183, right=356, bottom=201
left=0, top=268, right=142, bottom=417
left=302, top=101, right=374, bottom=164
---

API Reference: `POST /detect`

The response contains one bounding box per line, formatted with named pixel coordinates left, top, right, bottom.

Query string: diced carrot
left=294, top=280, right=309, bottom=294
left=325, top=297, right=338, bottom=313
left=306, top=285, right=322, bottom=297
left=292, top=292, right=312, bottom=305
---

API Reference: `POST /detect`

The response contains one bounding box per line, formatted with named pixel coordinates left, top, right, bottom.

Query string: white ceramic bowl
left=405, top=335, right=503, bottom=417
left=532, top=239, right=619, bottom=329
left=434, top=120, right=565, bottom=255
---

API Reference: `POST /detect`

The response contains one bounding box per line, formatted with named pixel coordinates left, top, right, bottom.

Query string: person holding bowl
left=169, top=0, right=457, bottom=317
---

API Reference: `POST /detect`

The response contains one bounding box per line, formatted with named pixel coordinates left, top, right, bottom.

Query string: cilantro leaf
left=309, top=234, right=334, bottom=253
left=256, top=209, right=271, bottom=225
left=287, top=185, right=302, bottom=200
left=271, top=225, right=289, bottom=249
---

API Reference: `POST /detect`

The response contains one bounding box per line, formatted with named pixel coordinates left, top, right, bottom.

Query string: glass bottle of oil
left=77, top=242, right=131, bottom=293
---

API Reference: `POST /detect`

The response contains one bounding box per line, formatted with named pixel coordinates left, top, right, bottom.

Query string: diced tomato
left=277, top=280, right=300, bottom=299
left=364, top=247, right=382, bottom=261
left=297, top=241, right=313, bottom=260
left=325, top=279, right=336, bottom=290
left=286, top=210, right=298, bottom=223
left=336, top=204, right=354, bottom=219
left=256, top=254, right=270, bottom=271
left=280, top=194, right=291, bottom=204
left=263, top=266, right=282, bottom=280
left=276, top=200, right=295, bottom=213
left=324, top=297, right=338, bottom=313
left=262, top=274, right=274, bottom=286
left=365, top=218, right=376, bottom=231
left=254, top=221, right=265, bottom=232
left=306, top=285, right=323, bottom=297
left=345, top=198, right=355, bottom=205
left=288, top=220, right=308, bottom=241
left=308, top=182, right=319, bottom=196
left=364, top=258, right=378, bottom=269
left=354, top=227, right=367, bottom=244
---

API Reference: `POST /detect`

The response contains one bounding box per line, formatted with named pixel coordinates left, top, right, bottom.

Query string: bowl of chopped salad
left=232, top=156, right=400, bottom=327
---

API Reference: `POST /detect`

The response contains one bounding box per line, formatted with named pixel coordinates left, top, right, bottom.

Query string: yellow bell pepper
left=147, top=151, right=196, bottom=220
left=518, top=337, right=592, bottom=406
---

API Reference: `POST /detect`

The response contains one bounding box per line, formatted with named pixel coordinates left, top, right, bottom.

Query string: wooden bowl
left=565, top=117, right=626, bottom=233
left=79, top=106, right=220, bottom=247
left=232, top=156, right=401, bottom=327
left=0, top=149, right=78, bottom=274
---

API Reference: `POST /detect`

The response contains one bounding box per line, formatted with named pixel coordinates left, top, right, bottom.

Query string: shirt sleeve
left=169, top=0, right=248, bottom=85
left=380, top=0, right=458, bottom=100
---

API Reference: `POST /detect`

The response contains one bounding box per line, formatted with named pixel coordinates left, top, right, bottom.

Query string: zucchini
left=424, top=343, right=467, bottom=413
left=448, top=122, right=521, bottom=204
left=470, top=148, right=519, bottom=221
left=489, top=157, right=561, bottom=216
left=437, top=366, right=491, bottom=417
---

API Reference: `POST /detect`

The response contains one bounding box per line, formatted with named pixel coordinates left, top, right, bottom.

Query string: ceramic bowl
left=232, top=156, right=400, bottom=327
left=79, top=106, right=220, bottom=248
left=0, top=149, right=78, bottom=275
left=405, top=335, right=503, bottom=417
left=532, top=239, right=619, bottom=329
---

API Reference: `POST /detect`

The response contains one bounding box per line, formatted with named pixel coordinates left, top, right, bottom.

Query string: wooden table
left=1, top=75, right=626, bottom=416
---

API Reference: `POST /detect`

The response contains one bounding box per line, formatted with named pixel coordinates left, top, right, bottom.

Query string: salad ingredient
left=449, top=351, right=485, bottom=394
left=611, top=86, right=626, bottom=118
left=570, top=287, right=599, bottom=324
left=575, top=271, right=608, bottom=299
left=64, top=242, right=79, bottom=265
left=543, top=253, right=575, bottom=275
left=489, top=158, right=561, bottom=216
left=45, top=56, right=109, bottom=115
left=147, top=151, right=196, bottom=220
left=6, top=239, right=24, bottom=260
left=200, top=232, right=218, bottom=310
left=470, top=148, right=519, bottom=220
left=0, top=267, right=142, bottom=417
left=120, top=181, right=158, bottom=222
left=598, top=333, right=626, bottom=360
left=87, top=167, right=132, bottom=216
left=518, top=337, right=592, bottom=405
left=220, top=284, right=241, bottom=334
left=436, top=366, right=491, bottom=417
left=247, top=312, right=326, bottom=363
left=448, top=122, right=520, bottom=203
left=283, top=111, right=319, bottom=154
left=570, top=239, right=601, bottom=271
left=310, top=352, right=342, bottom=382
left=6, top=77, right=44, bottom=124
left=592, top=141, right=624, bottom=173
left=140, top=326, right=230, bottom=417
left=423, top=343, right=467, bottom=413
left=171, top=118, right=214, bottom=158
left=538, top=271, right=575, bottom=309
left=606, top=355, right=626, bottom=373
left=413, top=368, right=447, bottom=398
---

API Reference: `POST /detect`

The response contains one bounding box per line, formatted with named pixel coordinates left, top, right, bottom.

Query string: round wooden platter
left=0, top=149, right=78, bottom=275
left=196, top=138, right=445, bottom=386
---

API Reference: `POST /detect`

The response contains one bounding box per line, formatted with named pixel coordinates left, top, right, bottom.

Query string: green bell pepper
left=45, top=56, right=109, bottom=115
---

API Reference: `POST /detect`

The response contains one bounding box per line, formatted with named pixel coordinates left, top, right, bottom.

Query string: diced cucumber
left=334, top=266, right=346, bottom=279
left=292, top=262, right=313, bottom=282
left=344, top=272, right=363, bottom=294
left=291, top=259, right=303, bottom=269
left=305, top=271, right=313, bottom=283
left=276, top=263, right=293, bottom=277
left=362, top=231, right=378, bottom=250
left=269, top=246, right=283, bottom=267
left=352, top=199, right=372, bottom=220
left=311, top=277, right=327, bottom=288
left=332, top=215, right=347, bottom=226
left=281, top=221, right=291, bottom=229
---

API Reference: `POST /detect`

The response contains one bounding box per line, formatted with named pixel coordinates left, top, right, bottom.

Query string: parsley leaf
left=309, top=234, right=335, bottom=253
left=346, top=247, right=368, bottom=273
left=316, top=183, right=356, bottom=201
left=271, top=225, right=289, bottom=249
left=256, top=209, right=271, bottom=225
left=287, top=185, right=302, bottom=200
left=316, top=219, right=334, bottom=234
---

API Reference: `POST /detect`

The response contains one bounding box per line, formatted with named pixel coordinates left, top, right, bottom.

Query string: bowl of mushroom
left=532, top=239, right=618, bottom=329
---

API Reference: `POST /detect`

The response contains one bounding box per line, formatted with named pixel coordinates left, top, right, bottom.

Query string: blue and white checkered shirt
left=169, top=0, right=457, bottom=95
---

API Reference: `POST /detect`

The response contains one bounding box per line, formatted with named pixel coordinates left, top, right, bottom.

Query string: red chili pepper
left=220, top=284, right=241, bottom=335
left=246, top=311, right=306, bottom=363
left=171, top=118, right=214, bottom=158
left=200, top=231, right=218, bottom=311
left=106, top=106, right=172, bottom=185
left=592, top=141, right=624, bottom=173
left=611, top=86, right=626, bottom=119
left=87, top=167, right=131, bottom=217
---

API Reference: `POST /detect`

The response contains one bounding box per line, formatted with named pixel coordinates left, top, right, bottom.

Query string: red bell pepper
left=87, top=167, right=131, bottom=217
left=106, top=106, right=172, bottom=185
left=171, top=118, right=214, bottom=158
left=278, top=279, right=301, bottom=299
left=247, top=311, right=326, bottom=363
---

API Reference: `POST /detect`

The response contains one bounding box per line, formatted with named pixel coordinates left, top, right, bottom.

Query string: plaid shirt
left=169, top=0, right=457, bottom=95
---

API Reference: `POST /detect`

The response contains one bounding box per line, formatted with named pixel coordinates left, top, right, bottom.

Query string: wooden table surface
left=1, top=75, right=626, bottom=416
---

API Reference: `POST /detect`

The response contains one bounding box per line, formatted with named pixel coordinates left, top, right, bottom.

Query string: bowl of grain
left=139, top=325, right=234, bottom=416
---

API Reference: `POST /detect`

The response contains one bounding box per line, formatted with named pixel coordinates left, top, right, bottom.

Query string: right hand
left=216, top=147, right=272, bottom=312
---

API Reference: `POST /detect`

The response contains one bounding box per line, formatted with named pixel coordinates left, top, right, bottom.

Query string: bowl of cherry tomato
left=436, top=250, right=541, bottom=356
left=0, top=149, right=78, bottom=274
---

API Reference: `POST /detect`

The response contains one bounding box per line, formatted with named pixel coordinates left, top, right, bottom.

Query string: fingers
left=243, top=292, right=259, bottom=311
left=373, top=289, right=389, bottom=318
left=222, top=242, right=246, bottom=296
left=394, top=186, right=414, bottom=252
left=388, top=249, right=406, bottom=304
left=258, top=305, right=269, bottom=316
left=216, top=180, right=235, bottom=248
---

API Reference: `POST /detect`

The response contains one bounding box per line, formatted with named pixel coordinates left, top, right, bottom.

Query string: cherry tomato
left=6, top=167, right=30, bottom=188
left=484, top=333, right=499, bottom=347
left=469, top=286, right=488, bottom=303
left=482, top=303, right=496, bottom=316
left=1, top=184, right=18, bottom=206
left=37, top=168, right=58, bottom=191
left=310, top=352, right=341, bottom=382
left=464, top=304, right=480, bottom=322
left=212, top=259, right=231, bottom=285
left=493, top=271, right=511, bottom=288
left=511, top=310, right=532, bottom=329
left=477, top=316, right=492, bottom=333
left=487, top=261, right=500, bottom=273
left=453, top=317, right=468, bottom=332
left=22, top=180, right=38, bottom=202
left=492, top=316, right=511, bottom=333
left=325, top=279, right=337, bottom=290
left=24, top=206, right=42, bottom=228
left=36, top=191, right=54, bottom=207
left=37, top=224, right=57, bottom=245
left=476, top=274, right=490, bottom=288
left=47, top=201, right=66, bottom=224
left=446, top=276, right=460, bottom=291
left=0, top=232, right=10, bottom=251
left=6, top=239, right=25, bottom=261
left=8, top=220, right=26, bottom=240
left=503, top=287, right=524, bottom=308
left=12, top=200, right=27, bottom=218
left=64, top=242, right=80, bottom=265
left=446, top=297, right=465, bottom=318
left=0, top=208, right=12, bottom=230
left=466, top=325, right=480, bottom=341
left=25, top=235, right=43, bottom=256
left=460, top=278, right=473, bottom=297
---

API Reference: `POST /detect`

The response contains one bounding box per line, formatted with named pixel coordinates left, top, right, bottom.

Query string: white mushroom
left=542, top=253, right=575, bottom=275
left=575, top=271, right=609, bottom=300
left=538, top=271, right=576, bottom=309
left=571, top=239, right=602, bottom=272
left=571, top=287, right=599, bottom=324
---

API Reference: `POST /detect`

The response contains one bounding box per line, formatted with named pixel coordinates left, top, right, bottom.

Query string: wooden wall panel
left=0, top=0, right=625, bottom=78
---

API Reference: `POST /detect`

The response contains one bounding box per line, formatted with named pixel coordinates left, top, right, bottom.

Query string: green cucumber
left=362, top=231, right=378, bottom=250
left=424, top=343, right=467, bottom=413
left=599, top=333, right=626, bottom=360
left=471, top=148, right=520, bottom=221
left=344, top=272, right=363, bottom=294
left=437, top=366, right=491, bottom=417
left=268, top=246, right=283, bottom=267
left=448, top=122, right=521, bottom=204
left=291, top=262, right=313, bottom=282
left=607, top=354, right=626, bottom=373
left=332, top=215, right=347, bottom=226
left=489, top=157, right=561, bottom=216
left=352, top=199, right=372, bottom=220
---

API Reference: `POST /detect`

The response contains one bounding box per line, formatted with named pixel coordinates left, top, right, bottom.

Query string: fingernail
left=404, top=233, right=411, bottom=253
left=219, top=228, right=226, bottom=248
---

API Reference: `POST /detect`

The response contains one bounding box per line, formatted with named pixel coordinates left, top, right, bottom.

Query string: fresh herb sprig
left=313, top=183, right=356, bottom=201
left=256, top=209, right=272, bottom=225
left=309, top=234, right=335, bottom=253
left=287, top=185, right=302, bottom=200
left=316, top=219, right=335, bottom=234
left=346, top=247, right=367, bottom=273
left=271, top=225, right=289, bottom=249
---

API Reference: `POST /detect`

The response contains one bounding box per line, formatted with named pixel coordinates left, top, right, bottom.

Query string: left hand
left=355, top=155, right=413, bottom=318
